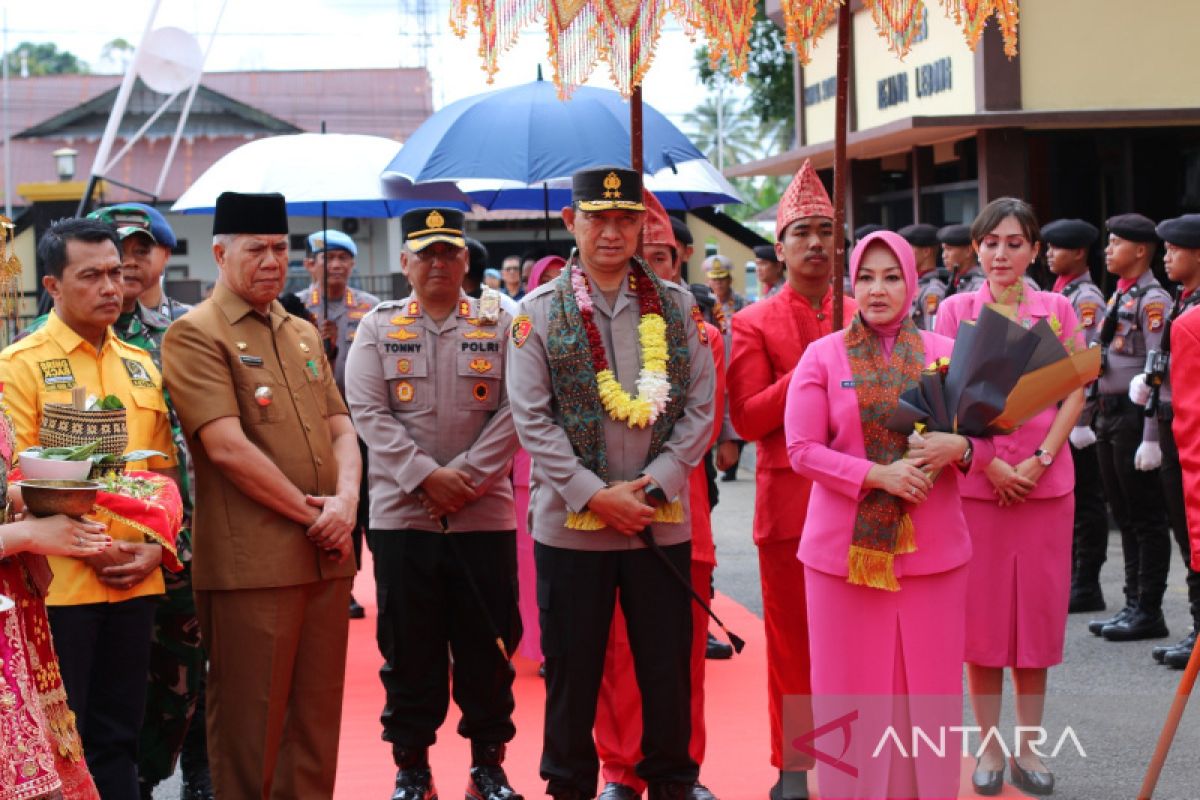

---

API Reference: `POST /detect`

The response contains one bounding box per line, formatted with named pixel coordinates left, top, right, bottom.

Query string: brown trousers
left=196, top=577, right=353, bottom=799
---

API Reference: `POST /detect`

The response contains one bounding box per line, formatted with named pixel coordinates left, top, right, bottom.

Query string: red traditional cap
left=642, top=189, right=675, bottom=250
left=775, top=159, right=834, bottom=239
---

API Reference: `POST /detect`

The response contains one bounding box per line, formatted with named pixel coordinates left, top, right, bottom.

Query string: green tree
left=4, top=42, right=90, bottom=75
left=682, top=92, right=759, bottom=172
left=100, top=38, right=135, bottom=72
left=696, top=0, right=794, bottom=151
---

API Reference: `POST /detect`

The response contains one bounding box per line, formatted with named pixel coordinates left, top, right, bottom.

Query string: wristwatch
left=1034, top=448, right=1054, bottom=467
left=960, top=439, right=974, bottom=467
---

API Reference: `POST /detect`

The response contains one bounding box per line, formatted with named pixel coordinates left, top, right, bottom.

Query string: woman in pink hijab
left=512, top=254, right=566, bottom=665
left=784, top=231, right=995, bottom=800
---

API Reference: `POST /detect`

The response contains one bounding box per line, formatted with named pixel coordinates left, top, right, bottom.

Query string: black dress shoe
left=1102, top=608, right=1169, bottom=641
left=1163, top=630, right=1198, bottom=669
left=598, top=783, right=640, bottom=800
left=1089, top=605, right=1134, bottom=636
left=466, top=766, right=522, bottom=800
left=768, top=770, right=808, bottom=800
left=1067, top=586, right=1105, bottom=614
left=350, top=594, right=366, bottom=619
left=706, top=632, right=733, bottom=660
left=647, top=782, right=691, bottom=800
left=970, top=759, right=1004, bottom=796
left=689, top=783, right=717, bottom=800
left=392, top=767, right=437, bottom=800
left=1008, top=757, right=1055, bottom=796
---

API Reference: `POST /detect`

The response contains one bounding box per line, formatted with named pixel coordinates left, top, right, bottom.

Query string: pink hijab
left=849, top=230, right=919, bottom=341
left=527, top=255, right=566, bottom=293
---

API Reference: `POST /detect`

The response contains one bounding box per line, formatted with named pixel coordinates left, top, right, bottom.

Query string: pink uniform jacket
left=729, top=286, right=857, bottom=545
left=935, top=287, right=1083, bottom=500
left=1170, top=308, right=1200, bottom=572
left=785, top=329, right=995, bottom=579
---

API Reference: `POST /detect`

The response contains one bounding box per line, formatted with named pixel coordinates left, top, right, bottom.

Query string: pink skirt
left=805, top=565, right=967, bottom=800
left=961, top=496, right=1073, bottom=668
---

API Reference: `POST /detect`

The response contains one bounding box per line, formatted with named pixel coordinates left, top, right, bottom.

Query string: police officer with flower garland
left=507, top=167, right=716, bottom=800
left=1088, top=214, right=1174, bottom=642
left=345, top=208, right=523, bottom=800
left=1041, top=219, right=1111, bottom=613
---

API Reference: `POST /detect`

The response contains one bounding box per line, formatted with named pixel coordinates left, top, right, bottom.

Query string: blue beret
left=1041, top=219, right=1098, bottom=249
left=1156, top=214, right=1200, bottom=249
left=897, top=223, right=939, bottom=247
left=1106, top=213, right=1158, bottom=243
left=307, top=229, right=358, bottom=257
left=102, top=202, right=176, bottom=248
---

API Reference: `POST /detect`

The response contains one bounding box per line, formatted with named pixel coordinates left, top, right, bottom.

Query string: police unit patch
left=395, top=381, right=414, bottom=403
left=38, top=359, right=76, bottom=390
left=387, top=328, right=419, bottom=341
left=1079, top=302, right=1100, bottom=328
left=397, top=358, right=412, bottom=375
left=690, top=305, right=708, bottom=345
left=473, top=381, right=490, bottom=402
left=469, top=358, right=492, bottom=374
left=511, top=315, right=533, bottom=348
left=1146, top=302, right=1166, bottom=331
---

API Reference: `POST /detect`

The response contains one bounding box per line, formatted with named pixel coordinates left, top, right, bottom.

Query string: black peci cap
left=936, top=224, right=972, bottom=246
left=854, top=223, right=886, bottom=241
left=1156, top=214, right=1200, bottom=249
left=212, top=192, right=288, bottom=236
left=1106, top=213, right=1158, bottom=243
left=897, top=223, right=939, bottom=247
left=753, top=244, right=778, bottom=261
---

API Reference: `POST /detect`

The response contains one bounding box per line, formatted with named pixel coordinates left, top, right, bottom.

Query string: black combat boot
left=1088, top=603, right=1135, bottom=636
left=1102, top=606, right=1169, bottom=641
left=393, top=746, right=437, bottom=800
left=466, top=743, right=522, bottom=800
left=1163, top=629, right=1198, bottom=669
left=646, top=782, right=691, bottom=800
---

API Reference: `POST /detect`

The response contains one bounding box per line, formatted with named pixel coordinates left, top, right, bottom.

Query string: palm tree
left=682, top=90, right=760, bottom=171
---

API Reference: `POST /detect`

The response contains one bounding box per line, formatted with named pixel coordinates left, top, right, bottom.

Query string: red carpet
left=335, top=553, right=1026, bottom=799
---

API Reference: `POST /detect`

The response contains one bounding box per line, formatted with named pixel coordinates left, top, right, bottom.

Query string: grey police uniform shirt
left=947, top=263, right=986, bottom=296
left=1059, top=273, right=1108, bottom=425
left=912, top=270, right=947, bottom=330
left=299, top=285, right=381, bottom=393
left=1097, top=270, right=1171, bottom=443
left=1156, top=293, right=1200, bottom=408
left=344, top=293, right=519, bottom=533
left=507, top=266, right=717, bottom=552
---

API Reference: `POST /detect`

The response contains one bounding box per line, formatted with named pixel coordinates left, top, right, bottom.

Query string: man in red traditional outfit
left=593, top=191, right=726, bottom=800
left=727, top=160, right=855, bottom=800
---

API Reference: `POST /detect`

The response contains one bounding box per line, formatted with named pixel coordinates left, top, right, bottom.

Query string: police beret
left=572, top=167, right=644, bottom=212
left=937, top=224, right=972, bottom=246
left=897, top=223, right=939, bottom=247
left=753, top=244, right=779, bottom=262
left=1156, top=214, right=1200, bottom=249
left=307, top=229, right=357, bottom=257
left=213, top=192, right=288, bottom=236
left=854, top=223, right=886, bottom=241
left=1106, top=213, right=1158, bottom=243
left=670, top=218, right=693, bottom=247
left=401, top=207, right=465, bottom=252
left=1041, top=219, right=1099, bottom=249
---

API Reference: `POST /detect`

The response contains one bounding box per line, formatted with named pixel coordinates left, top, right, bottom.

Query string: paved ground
left=710, top=445, right=1200, bottom=800
left=154, top=443, right=1199, bottom=799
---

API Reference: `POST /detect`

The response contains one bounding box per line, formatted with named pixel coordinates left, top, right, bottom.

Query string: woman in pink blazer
left=935, top=198, right=1085, bottom=797
left=785, top=231, right=995, bottom=800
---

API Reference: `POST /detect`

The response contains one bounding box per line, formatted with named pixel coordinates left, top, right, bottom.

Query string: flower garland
left=572, top=264, right=672, bottom=428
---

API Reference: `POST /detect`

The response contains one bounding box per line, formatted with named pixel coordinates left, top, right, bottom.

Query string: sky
left=1, top=0, right=724, bottom=127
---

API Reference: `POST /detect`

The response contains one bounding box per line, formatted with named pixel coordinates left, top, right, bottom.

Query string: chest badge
left=472, top=381, right=491, bottom=403
left=299, top=342, right=311, bottom=354
left=511, top=314, right=533, bottom=348
left=397, top=358, right=412, bottom=375
left=235, top=341, right=248, bottom=351
left=395, top=381, right=414, bottom=403
left=390, top=315, right=416, bottom=326
left=388, top=328, right=419, bottom=341
left=469, top=358, right=493, bottom=374
left=254, top=386, right=274, bottom=406
left=463, top=329, right=497, bottom=340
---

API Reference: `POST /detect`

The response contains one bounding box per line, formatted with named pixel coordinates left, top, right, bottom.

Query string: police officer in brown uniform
left=507, top=167, right=716, bottom=800
left=1041, top=219, right=1111, bottom=612
left=345, top=208, right=523, bottom=800
left=1088, top=213, right=1174, bottom=642
left=161, top=191, right=361, bottom=799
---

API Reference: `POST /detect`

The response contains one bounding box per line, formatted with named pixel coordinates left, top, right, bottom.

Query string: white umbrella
left=172, top=133, right=468, bottom=218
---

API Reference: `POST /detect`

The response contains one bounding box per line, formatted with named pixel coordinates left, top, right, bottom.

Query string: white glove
left=1129, top=373, right=1152, bottom=406
left=1135, top=441, right=1163, bottom=471
left=1069, top=426, right=1097, bottom=449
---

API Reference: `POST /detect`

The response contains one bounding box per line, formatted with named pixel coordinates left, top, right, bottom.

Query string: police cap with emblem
left=897, top=223, right=939, bottom=247
left=1156, top=214, right=1200, bottom=249
left=87, top=205, right=157, bottom=244
left=936, top=224, right=972, bottom=247
left=212, top=191, right=288, bottom=236
left=572, top=167, right=645, bottom=212
left=1041, top=219, right=1099, bottom=249
left=854, top=223, right=886, bottom=241
left=1106, top=213, right=1158, bottom=243
left=401, top=207, right=466, bottom=252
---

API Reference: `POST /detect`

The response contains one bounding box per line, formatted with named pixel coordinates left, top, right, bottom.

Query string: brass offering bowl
left=16, top=479, right=101, bottom=518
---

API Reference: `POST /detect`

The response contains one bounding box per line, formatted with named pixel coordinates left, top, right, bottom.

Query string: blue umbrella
left=382, top=76, right=740, bottom=211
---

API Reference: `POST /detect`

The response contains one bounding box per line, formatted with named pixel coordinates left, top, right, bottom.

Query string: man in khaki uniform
left=161, top=192, right=360, bottom=799
left=507, top=167, right=716, bottom=800
left=345, top=208, right=522, bottom=800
